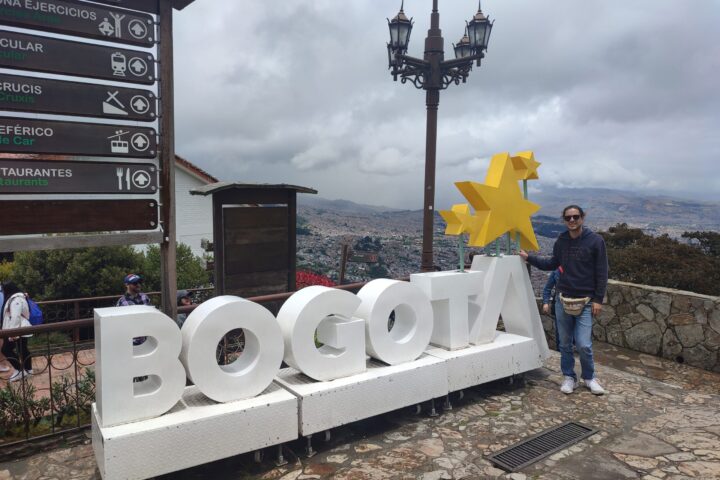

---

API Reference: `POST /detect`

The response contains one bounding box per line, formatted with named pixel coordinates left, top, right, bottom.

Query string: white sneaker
left=585, top=378, right=605, bottom=395
left=24, top=369, right=33, bottom=376
left=8, top=370, right=24, bottom=382
left=560, top=376, right=578, bottom=394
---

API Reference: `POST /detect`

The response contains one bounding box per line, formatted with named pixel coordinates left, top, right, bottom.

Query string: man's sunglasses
left=563, top=215, right=581, bottom=222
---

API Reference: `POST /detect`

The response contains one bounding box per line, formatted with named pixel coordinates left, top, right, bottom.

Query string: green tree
left=9, top=243, right=210, bottom=300
left=599, top=224, right=720, bottom=296
left=11, top=246, right=143, bottom=300
left=682, top=231, right=720, bottom=257
left=142, top=243, right=210, bottom=292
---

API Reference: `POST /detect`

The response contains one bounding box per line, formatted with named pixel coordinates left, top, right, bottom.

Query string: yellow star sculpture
left=455, top=152, right=541, bottom=250
left=439, top=203, right=476, bottom=235
left=511, top=150, right=540, bottom=181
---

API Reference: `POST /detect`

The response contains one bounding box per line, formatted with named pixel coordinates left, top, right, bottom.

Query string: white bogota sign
left=92, top=255, right=549, bottom=480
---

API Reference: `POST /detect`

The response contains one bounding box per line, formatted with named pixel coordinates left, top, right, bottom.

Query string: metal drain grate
left=487, top=421, right=598, bottom=472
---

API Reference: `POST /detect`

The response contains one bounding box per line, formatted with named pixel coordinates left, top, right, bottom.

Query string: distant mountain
left=299, top=187, right=720, bottom=236
left=531, top=186, right=720, bottom=233
left=298, top=195, right=401, bottom=214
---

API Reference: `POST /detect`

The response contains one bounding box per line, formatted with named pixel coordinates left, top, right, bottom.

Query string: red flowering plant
left=296, top=270, right=335, bottom=290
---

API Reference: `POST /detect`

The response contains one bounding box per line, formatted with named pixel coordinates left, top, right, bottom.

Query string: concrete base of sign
left=426, top=331, right=545, bottom=392
left=275, top=354, right=448, bottom=436
left=92, top=383, right=297, bottom=480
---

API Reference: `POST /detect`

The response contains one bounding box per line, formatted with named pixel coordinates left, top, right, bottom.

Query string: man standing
left=520, top=205, right=608, bottom=395
left=117, top=273, right=150, bottom=307
left=117, top=273, right=151, bottom=350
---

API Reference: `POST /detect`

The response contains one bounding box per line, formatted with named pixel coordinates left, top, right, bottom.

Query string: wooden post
left=213, top=194, right=225, bottom=296
left=288, top=191, right=297, bottom=292
left=159, top=0, right=177, bottom=318
left=339, top=244, right=350, bottom=285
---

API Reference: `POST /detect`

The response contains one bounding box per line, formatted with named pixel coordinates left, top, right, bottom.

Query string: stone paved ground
left=1, top=341, right=719, bottom=480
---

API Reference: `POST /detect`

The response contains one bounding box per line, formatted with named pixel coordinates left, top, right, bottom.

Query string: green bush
left=599, top=224, right=720, bottom=296
left=9, top=243, right=209, bottom=300
left=142, top=243, right=210, bottom=292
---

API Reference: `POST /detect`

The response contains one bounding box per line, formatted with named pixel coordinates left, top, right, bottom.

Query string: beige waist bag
left=559, top=294, right=591, bottom=316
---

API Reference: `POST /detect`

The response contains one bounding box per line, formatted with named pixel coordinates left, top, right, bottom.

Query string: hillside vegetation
left=599, top=224, right=720, bottom=296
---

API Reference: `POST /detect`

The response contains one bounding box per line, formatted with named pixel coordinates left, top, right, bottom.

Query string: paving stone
left=677, top=461, right=720, bottom=478
left=620, top=454, right=660, bottom=470
left=325, top=454, right=348, bottom=464
left=417, top=438, right=444, bottom=457
left=606, top=431, right=677, bottom=456
left=665, top=452, right=696, bottom=462
left=419, top=470, right=450, bottom=480
left=355, top=443, right=383, bottom=453
left=278, top=471, right=302, bottom=480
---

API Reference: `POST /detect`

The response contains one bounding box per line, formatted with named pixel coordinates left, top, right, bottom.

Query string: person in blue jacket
left=542, top=268, right=561, bottom=350
left=520, top=205, right=608, bottom=396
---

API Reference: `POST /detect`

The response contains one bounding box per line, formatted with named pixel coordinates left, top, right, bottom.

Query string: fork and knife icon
left=116, top=167, right=130, bottom=190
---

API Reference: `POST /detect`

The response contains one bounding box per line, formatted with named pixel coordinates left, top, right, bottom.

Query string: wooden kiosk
left=190, top=182, right=317, bottom=298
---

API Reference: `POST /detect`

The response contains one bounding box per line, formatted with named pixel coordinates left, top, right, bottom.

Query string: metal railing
left=0, top=281, right=370, bottom=448
left=36, top=287, right=215, bottom=325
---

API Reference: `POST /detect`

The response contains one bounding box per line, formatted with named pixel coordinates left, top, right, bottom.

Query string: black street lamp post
left=387, top=1, right=493, bottom=272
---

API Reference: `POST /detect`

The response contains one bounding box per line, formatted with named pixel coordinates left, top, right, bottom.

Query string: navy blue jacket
left=528, top=227, right=608, bottom=304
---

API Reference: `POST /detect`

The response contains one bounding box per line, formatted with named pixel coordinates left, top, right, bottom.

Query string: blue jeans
left=554, top=297, right=595, bottom=380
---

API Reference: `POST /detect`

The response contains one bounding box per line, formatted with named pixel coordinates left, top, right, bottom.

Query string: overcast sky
left=172, top=0, right=720, bottom=210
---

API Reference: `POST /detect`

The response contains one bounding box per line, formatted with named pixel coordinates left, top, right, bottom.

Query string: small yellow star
left=456, top=152, right=541, bottom=250
left=511, top=150, right=540, bottom=181
left=439, top=203, right=474, bottom=235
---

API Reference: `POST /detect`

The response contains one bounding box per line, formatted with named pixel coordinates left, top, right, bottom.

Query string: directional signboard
left=0, top=31, right=155, bottom=84
left=0, top=0, right=155, bottom=47
left=0, top=73, right=156, bottom=121
left=0, top=117, right=157, bottom=157
left=0, top=159, right=157, bottom=194
left=2, top=199, right=158, bottom=235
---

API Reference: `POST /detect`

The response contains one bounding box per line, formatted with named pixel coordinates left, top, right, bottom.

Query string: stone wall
left=538, top=280, right=720, bottom=372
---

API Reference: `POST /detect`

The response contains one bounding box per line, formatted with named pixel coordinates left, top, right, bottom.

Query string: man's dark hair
left=561, top=204, right=585, bottom=218
left=2, top=282, right=21, bottom=312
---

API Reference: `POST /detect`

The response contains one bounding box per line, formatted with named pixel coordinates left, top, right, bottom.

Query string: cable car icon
left=108, top=130, right=130, bottom=154
left=111, top=52, right=127, bottom=77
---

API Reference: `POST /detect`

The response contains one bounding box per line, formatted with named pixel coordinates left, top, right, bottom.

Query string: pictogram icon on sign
left=128, top=20, right=149, bottom=40
left=131, top=133, right=150, bottom=152
left=128, top=57, right=148, bottom=77
left=130, top=95, right=150, bottom=115
left=111, top=52, right=127, bottom=77
left=109, top=130, right=130, bottom=153
left=103, top=91, right=128, bottom=116
left=132, top=170, right=152, bottom=189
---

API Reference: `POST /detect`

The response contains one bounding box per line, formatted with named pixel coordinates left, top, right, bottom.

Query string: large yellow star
left=456, top=152, right=541, bottom=250
left=511, top=150, right=540, bottom=181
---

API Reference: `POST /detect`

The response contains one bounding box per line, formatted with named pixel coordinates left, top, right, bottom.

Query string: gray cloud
left=173, top=0, right=720, bottom=208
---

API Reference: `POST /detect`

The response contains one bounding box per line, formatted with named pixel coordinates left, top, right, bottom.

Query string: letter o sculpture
left=180, top=296, right=284, bottom=402
left=355, top=279, right=433, bottom=365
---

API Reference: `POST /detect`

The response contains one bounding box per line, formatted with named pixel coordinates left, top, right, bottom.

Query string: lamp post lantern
left=387, top=0, right=493, bottom=272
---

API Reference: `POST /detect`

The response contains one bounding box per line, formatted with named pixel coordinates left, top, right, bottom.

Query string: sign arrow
left=131, top=23, right=146, bottom=37
left=131, top=59, right=144, bottom=73
left=133, top=98, right=148, bottom=112
left=133, top=135, right=148, bottom=149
